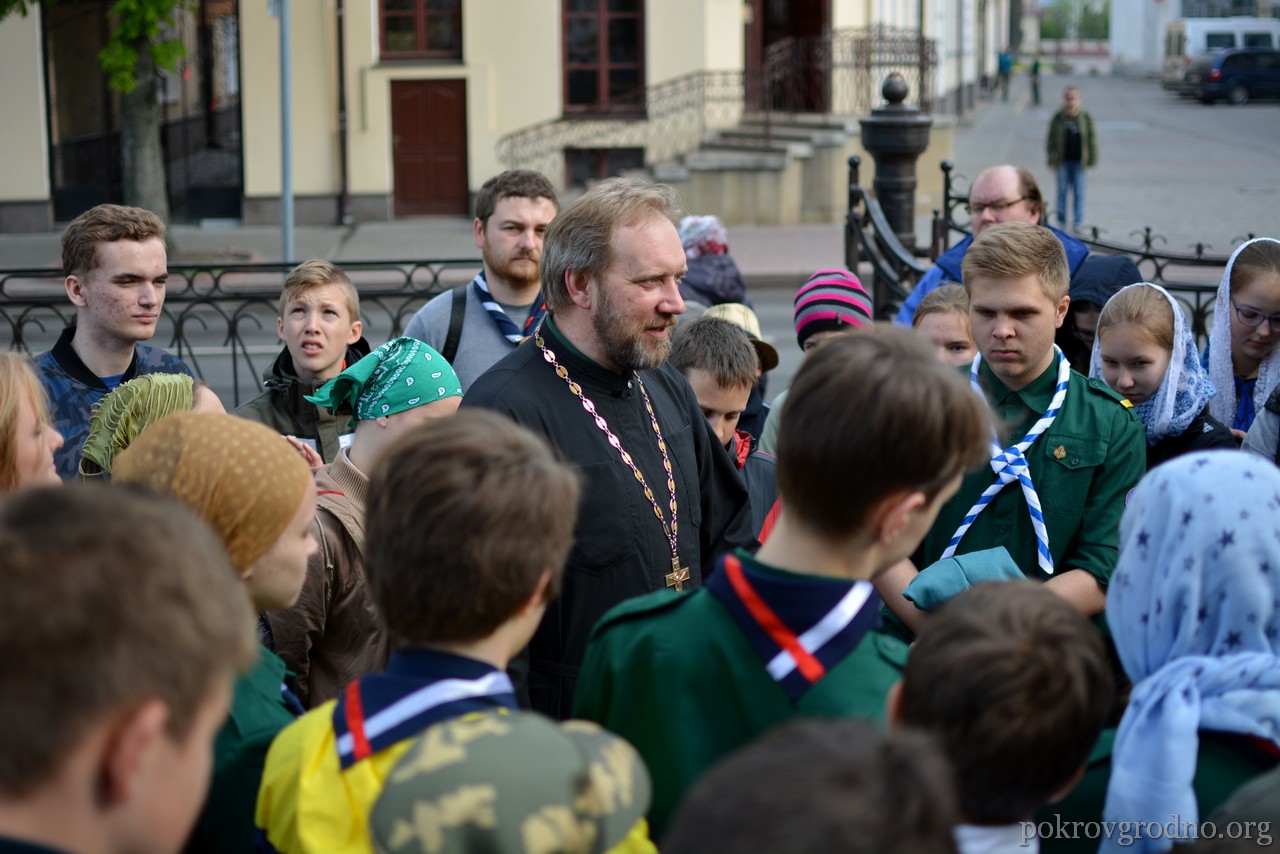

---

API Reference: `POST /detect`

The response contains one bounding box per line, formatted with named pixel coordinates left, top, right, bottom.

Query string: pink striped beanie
left=793, top=269, right=873, bottom=349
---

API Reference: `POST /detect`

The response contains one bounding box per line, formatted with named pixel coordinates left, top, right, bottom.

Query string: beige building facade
left=0, top=0, right=1016, bottom=231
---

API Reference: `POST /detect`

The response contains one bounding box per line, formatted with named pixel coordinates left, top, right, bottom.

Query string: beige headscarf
left=79, top=373, right=194, bottom=478
left=113, top=412, right=313, bottom=575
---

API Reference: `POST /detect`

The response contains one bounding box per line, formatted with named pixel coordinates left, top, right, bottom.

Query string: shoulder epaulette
left=588, top=588, right=692, bottom=640
left=1083, top=376, right=1138, bottom=413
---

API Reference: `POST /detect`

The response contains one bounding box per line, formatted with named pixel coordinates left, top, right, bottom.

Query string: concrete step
left=714, top=127, right=848, bottom=148
left=697, top=138, right=814, bottom=158
left=681, top=149, right=791, bottom=170
left=738, top=111, right=861, bottom=133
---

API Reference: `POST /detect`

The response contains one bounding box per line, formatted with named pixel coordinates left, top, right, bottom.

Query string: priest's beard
left=592, top=285, right=676, bottom=371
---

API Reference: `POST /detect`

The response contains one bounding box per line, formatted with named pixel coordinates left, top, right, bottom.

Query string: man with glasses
left=896, top=164, right=1090, bottom=325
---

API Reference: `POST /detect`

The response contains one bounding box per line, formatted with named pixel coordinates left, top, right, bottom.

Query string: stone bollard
left=858, top=73, right=933, bottom=253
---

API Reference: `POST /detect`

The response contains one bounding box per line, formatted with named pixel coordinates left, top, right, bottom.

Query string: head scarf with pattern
left=1100, top=451, right=1280, bottom=853
left=79, top=373, right=194, bottom=478
left=1089, top=283, right=1217, bottom=446
left=306, top=336, right=461, bottom=422
left=1207, top=237, right=1280, bottom=429
left=113, top=411, right=313, bottom=576
left=678, top=215, right=729, bottom=258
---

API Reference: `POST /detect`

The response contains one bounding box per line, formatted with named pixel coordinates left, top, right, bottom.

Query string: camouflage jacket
left=35, top=326, right=192, bottom=480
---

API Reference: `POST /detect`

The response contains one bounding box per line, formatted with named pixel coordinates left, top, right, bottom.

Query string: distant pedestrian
left=1030, top=53, right=1042, bottom=106
left=1046, top=86, right=1098, bottom=231
left=997, top=46, right=1015, bottom=102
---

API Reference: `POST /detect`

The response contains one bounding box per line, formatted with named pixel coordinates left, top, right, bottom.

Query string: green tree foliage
left=0, top=0, right=189, bottom=93
left=1079, top=0, right=1109, bottom=39
left=1039, top=0, right=1109, bottom=41
left=0, top=0, right=191, bottom=222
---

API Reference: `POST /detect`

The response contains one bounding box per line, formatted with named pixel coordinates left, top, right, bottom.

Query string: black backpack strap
left=1265, top=386, right=1280, bottom=416
left=441, top=285, right=467, bottom=365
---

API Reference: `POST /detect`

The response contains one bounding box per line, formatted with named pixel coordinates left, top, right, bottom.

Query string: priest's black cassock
left=462, top=316, right=755, bottom=719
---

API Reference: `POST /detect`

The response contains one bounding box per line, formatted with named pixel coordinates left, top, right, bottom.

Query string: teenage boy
left=36, top=203, right=193, bottom=480
left=877, top=222, right=1145, bottom=635
left=254, top=410, right=583, bottom=854
left=891, top=581, right=1114, bottom=854
left=236, top=259, right=369, bottom=463
left=668, top=315, right=779, bottom=538
left=268, top=337, right=464, bottom=708
left=662, top=719, right=961, bottom=854
left=574, top=328, right=992, bottom=836
left=404, top=170, right=558, bottom=390
left=0, top=486, right=256, bottom=854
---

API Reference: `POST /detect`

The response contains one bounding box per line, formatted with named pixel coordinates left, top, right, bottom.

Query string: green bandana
left=306, top=336, right=461, bottom=421
left=80, top=373, right=194, bottom=478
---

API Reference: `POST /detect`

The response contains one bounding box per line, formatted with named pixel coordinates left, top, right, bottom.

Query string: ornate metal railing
left=0, top=259, right=479, bottom=408
left=497, top=70, right=749, bottom=181
left=498, top=26, right=936, bottom=181
left=848, top=158, right=1245, bottom=343
left=765, top=25, right=936, bottom=117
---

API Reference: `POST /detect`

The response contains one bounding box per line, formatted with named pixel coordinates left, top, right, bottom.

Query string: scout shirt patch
left=705, top=553, right=882, bottom=703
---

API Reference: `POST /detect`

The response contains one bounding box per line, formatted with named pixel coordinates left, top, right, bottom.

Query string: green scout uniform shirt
left=1037, top=729, right=1280, bottom=853
left=573, top=551, right=908, bottom=839
left=186, top=643, right=298, bottom=854
left=917, top=358, right=1145, bottom=588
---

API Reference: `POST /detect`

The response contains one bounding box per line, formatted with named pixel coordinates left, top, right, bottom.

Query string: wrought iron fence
left=764, top=25, right=936, bottom=117
left=846, top=158, right=1245, bottom=344
left=498, top=26, right=936, bottom=182
left=0, top=259, right=480, bottom=408
left=931, top=161, right=1249, bottom=345
left=497, top=70, right=748, bottom=182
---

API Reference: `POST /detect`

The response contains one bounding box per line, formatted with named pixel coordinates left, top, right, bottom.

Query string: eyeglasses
left=1232, top=300, right=1280, bottom=330
left=966, top=197, right=1026, bottom=216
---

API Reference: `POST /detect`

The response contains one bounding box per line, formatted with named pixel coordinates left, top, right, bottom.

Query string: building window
left=381, top=0, right=462, bottom=60
left=566, top=147, right=646, bottom=187
left=563, top=0, right=644, bottom=114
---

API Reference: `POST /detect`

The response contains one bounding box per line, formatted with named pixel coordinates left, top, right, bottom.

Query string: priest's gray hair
left=540, top=177, right=682, bottom=311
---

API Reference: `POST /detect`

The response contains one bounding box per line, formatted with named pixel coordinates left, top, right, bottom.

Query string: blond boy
left=236, top=260, right=367, bottom=462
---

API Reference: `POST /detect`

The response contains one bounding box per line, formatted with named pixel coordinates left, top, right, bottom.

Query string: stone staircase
left=641, top=113, right=954, bottom=228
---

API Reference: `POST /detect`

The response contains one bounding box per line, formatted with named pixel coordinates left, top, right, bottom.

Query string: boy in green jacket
left=574, top=327, right=992, bottom=837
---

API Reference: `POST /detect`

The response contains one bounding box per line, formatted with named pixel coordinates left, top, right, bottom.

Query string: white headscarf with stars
left=1102, top=451, right=1280, bottom=853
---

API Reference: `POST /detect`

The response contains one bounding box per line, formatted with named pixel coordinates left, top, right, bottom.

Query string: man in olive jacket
left=1046, top=86, right=1098, bottom=231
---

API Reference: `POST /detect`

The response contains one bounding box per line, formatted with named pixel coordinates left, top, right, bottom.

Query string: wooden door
left=390, top=79, right=468, bottom=216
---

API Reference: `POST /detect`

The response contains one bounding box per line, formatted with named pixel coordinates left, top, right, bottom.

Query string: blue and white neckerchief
left=706, top=553, right=882, bottom=703
left=471, top=271, right=546, bottom=345
left=943, top=348, right=1071, bottom=574
left=332, top=656, right=516, bottom=768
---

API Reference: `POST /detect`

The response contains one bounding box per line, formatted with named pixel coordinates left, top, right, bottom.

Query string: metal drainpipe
left=336, top=0, right=352, bottom=225
left=956, top=0, right=964, bottom=117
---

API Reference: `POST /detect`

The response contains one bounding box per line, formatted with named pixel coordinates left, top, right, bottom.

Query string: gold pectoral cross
left=665, top=556, right=691, bottom=591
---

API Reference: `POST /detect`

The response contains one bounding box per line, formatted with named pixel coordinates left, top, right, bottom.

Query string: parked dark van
left=1185, top=47, right=1280, bottom=104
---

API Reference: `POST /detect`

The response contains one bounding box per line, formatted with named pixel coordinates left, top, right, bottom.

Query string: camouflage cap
left=370, top=711, right=651, bottom=854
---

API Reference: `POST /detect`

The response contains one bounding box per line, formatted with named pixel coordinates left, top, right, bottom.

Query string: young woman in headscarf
left=265, top=336, right=463, bottom=708
left=112, top=412, right=316, bottom=854
left=1206, top=237, right=1280, bottom=441
left=1090, top=283, right=1234, bottom=470
left=0, top=352, right=63, bottom=491
left=677, top=215, right=749, bottom=308
left=1042, top=452, right=1280, bottom=853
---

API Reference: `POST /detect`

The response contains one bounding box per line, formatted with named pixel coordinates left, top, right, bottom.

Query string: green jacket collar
left=978, top=354, right=1060, bottom=415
